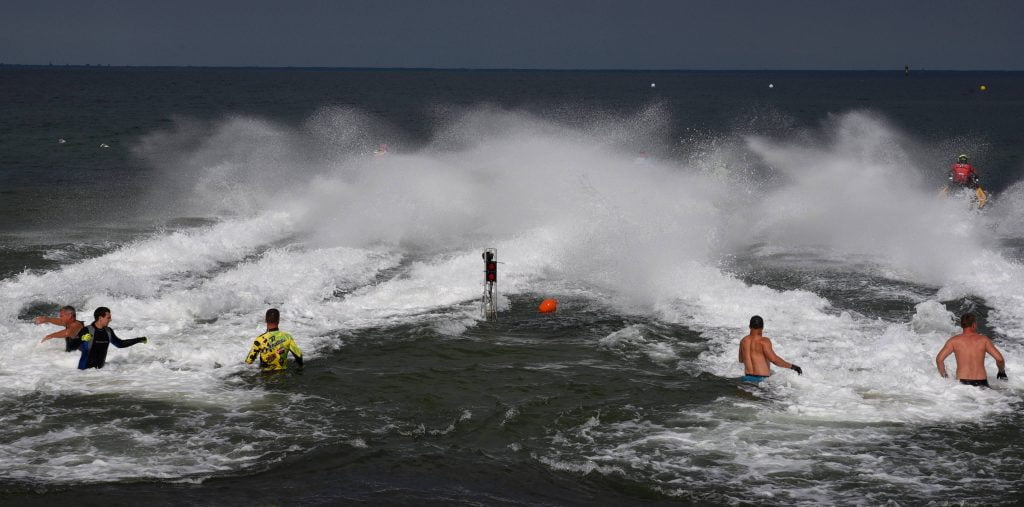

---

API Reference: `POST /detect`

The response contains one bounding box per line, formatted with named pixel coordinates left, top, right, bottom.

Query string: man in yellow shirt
left=245, top=308, right=304, bottom=371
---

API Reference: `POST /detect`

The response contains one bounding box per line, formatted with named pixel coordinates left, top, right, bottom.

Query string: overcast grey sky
left=1, top=0, right=1021, bottom=70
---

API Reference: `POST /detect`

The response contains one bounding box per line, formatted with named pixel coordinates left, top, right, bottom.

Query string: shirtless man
left=935, top=313, right=1007, bottom=387
left=35, top=305, right=85, bottom=351
left=738, top=315, right=802, bottom=383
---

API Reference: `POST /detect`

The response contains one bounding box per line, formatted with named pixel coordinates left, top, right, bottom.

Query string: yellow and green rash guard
left=245, top=330, right=303, bottom=371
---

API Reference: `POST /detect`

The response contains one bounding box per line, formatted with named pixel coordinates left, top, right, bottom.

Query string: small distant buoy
left=650, top=82, right=656, bottom=88
left=58, top=138, right=66, bottom=144
left=538, top=298, right=558, bottom=314
left=768, top=83, right=774, bottom=89
left=979, top=84, right=987, bottom=91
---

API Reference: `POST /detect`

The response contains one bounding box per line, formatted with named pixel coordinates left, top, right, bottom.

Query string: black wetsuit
left=64, top=320, right=85, bottom=352
left=960, top=379, right=990, bottom=388
left=76, top=324, right=146, bottom=369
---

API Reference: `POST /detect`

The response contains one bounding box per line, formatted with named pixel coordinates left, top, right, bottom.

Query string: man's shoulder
left=257, top=330, right=293, bottom=340
left=958, top=333, right=991, bottom=342
left=949, top=333, right=990, bottom=346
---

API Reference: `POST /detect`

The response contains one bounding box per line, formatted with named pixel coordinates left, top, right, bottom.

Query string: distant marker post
left=482, top=249, right=498, bottom=321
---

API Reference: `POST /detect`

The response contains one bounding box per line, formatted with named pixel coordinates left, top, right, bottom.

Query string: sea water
left=1, top=68, right=1023, bottom=504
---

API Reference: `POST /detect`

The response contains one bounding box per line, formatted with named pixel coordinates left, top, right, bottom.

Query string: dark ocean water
left=2, top=67, right=1024, bottom=505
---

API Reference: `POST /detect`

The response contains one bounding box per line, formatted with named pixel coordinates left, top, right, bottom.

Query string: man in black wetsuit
left=76, top=307, right=148, bottom=370
left=36, top=305, right=85, bottom=351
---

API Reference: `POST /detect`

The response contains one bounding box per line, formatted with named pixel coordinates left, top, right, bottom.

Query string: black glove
left=790, top=364, right=803, bottom=375
left=139, top=336, right=148, bottom=344
left=997, top=370, right=1008, bottom=381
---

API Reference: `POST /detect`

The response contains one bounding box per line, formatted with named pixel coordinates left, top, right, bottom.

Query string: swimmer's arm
left=34, top=316, right=62, bottom=326
left=738, top=342, right=744, bottom=363
left=41, top=322, right=84, bottom=341
left=244, top=340, right=261, bottom=365
left=107, top=329, right=146, bottom=348
left=108, top=329, right=125, bottom=347
left=762, top=340, right=792, bottom=369
left=286, top=338, right=304, bottom=367
left=984, top=338, right=1006, bottom=373
left=935, top=340, right=955, bottom=378
left=41, top=330, right=68, bottom=342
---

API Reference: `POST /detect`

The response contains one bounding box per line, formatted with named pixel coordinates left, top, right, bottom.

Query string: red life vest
left=951, top=163, right=975, bottom=184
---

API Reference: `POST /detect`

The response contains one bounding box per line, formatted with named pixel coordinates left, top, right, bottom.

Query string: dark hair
left=60, top=305, right=76, bottom=317
left=960, top=313, right=976, bottom=329
left=749, top=315, right=764, bottom=329
left=94, top=307, right=110, bottom=320
left=266, top=308, right=280, bottom=325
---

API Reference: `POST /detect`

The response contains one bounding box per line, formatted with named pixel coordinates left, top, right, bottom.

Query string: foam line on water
left=539, top=404, right=1019, bottom=503
left=0, top=213, right=298, bottom=322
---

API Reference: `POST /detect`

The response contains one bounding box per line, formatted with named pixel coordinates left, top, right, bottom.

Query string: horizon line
left=1, top=63, right=1022, bottom=73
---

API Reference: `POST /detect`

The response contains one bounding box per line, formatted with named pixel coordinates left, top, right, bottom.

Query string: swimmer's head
left=93, top=306, right=111, bottom=326
left=59, top=305, right=76, bottom=320
left=960, top=313, right=976, bottom=329
left=266, top=308, right=280, bottom=325
left=749, top=315, right=764, bottom=330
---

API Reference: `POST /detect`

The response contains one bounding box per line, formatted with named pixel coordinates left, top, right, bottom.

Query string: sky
left=1, top=0, right=1022, bottom=70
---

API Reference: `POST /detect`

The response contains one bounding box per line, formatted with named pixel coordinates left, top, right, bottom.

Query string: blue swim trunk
left=740, top=374, right=768, bottom=383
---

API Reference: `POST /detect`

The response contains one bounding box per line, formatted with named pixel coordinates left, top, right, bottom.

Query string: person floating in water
left=940, top=154, right=987, bottom=207
left=738, top=315, right=802, bottom=383
left=35, top=305, right=85, bottom=351
left=245, top=308, right=304, bottom=371
left=76, top=307, right=148, bottom=370
left=935, top=313, right=1007, bottom=387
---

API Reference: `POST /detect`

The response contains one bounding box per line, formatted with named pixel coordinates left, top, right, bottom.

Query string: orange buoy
left=538, top=298, right=558, bottom=314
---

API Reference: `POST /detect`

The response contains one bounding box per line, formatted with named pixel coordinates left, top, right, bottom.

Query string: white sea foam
left=5, top=107, right=1024, bottom=498
left=541, top=112, right=1024, bottom=502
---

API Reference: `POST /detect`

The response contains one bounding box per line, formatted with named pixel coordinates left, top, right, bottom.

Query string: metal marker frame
left=482, top=248, right=498, bottom=321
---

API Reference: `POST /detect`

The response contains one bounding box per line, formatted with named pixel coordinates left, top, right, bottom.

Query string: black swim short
left=959, top=379, right=990, bottom=388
